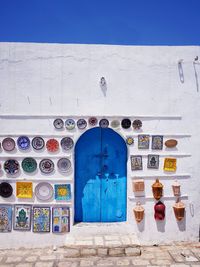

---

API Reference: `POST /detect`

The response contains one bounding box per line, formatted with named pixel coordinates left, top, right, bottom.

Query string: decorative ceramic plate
left=132, top=120, right=142, bottom=130
left=2, top=138, right=15, bottom=152
left=22, top=157, right=37, bottom=173
left=57, top=158, right=71, bottom=172
left=121, top=118, right=131, bottom=129
left=16, top=182, right=33, bottom=198
left=35, top=182, right=54, bottom=201
left=0, top=182, right=13, bottom=198
left=17, top=136, right=30, bottom=150
left=54, top=184, right=71, bottom=201
left=4, top=159, right=20, bottom=175
left=110, top=120, right=120, bottom=128
left=126, top=136, right=134, bottom=145
left=88, top=117, right=98, bottom=126
left=39, top=159, right=54, bottom=174
left=99, top=119, right=109, bottom=128
left=61, top=137, right=74, bottom=151
left=46, top=139, right=59, bottom=152
left=53, top=118, right=64, bottom=129
left=32, top=136, right=45, bottom=150
left=65, top=119, right=75, bottom=130
left=77, top=119, right=87, bottom=129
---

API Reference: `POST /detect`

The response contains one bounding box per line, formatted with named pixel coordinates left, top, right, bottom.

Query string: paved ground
left=0, top=242, right=200, bottom=267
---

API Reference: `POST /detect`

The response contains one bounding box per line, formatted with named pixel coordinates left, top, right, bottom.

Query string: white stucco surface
left=0, top=42, right=200, bottom=248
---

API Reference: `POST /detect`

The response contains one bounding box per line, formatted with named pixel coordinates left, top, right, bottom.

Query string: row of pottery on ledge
left=54, top=117, right=143, bottom=130
left=133, top=179, right=181, bottom=197
left=133, top=200, right=185, bottom=223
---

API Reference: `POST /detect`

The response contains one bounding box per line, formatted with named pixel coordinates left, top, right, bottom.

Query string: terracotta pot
left=133, top=202, right=144, bottom=223
left=154, top=201, right=165, bottom=220
left=152, top=179, right=163, bottom=200
left=173, top=200, right=185, bottom=221
left=172, top=180, right=181, bottom=196
left=132, top=179, right=145, bottom=192
left=165, top=139, right=178, bottom=148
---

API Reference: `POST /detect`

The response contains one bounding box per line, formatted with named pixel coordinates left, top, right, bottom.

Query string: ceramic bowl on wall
left=60, top=137, right=74, bottom=151
left=121, top=118, right=131, bottom=129
left=22, top=157, right=37, bottom=173
left=46, top=139, right=59, bottom=152
left=110, top=120, right=120, bottom=128
left=57, top=158, right=71, bottom=173
left=39, top=159, right=54, bottom=174
left=65, top=119, right=75, bottom=130
left=53, top=118, right=64, bottom=129
left=32, top=136, right=45, bottom=150
left=0, top=182, right=13, bottom=198
left=4, top=159, right=20, bottom=175
left=88, top=117, right=98, bottom=126
left=35, top=182, right=54, bottom=201
left=77, top=119, right=87, bottom=129
left=99, top=119, right=109, bottom=128
left=2, top=138, right=16, bottom=152
left=17, top=136, right=30, bottom=150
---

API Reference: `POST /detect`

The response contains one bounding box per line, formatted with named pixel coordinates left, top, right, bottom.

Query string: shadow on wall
left=156, top=218, right=166, bottom=232
left=177, top=211, right=186, bottom=231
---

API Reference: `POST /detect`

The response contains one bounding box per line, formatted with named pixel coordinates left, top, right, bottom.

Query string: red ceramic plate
left=46, top=139, right=59, bottom=152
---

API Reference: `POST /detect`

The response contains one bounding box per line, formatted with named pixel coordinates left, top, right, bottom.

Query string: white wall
left=0, top=42, right=200, bottom=248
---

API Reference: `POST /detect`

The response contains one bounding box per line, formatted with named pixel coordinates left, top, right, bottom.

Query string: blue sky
left=0, top=0, right=200, bottom=45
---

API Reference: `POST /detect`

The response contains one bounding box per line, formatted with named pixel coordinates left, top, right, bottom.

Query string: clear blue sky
left=0, top=0, right=200, bottom=45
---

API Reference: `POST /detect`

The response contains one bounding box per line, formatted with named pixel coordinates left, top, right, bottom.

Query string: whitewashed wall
left=0, top=42, right=200, bottom=248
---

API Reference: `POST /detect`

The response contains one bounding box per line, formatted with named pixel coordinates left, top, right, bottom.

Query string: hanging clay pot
left=154, top=201, right=165, bottom=220
left=132, top=179, right=145, bottom=192
left=133, top=202, right=145, bottom=223
left=172, top=180, right=181, bottom=196
left=173, top=200, right=185, bottom=221
left=152, top=179, right=163, bottom=200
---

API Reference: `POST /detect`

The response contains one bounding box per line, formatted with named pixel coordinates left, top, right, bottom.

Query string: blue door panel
left=75, top=127, right=127, bottom=223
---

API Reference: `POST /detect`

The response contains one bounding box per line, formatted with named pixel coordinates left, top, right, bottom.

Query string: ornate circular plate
left=126, top=136, right=134, bottom=145
left=121, top=118, right=131, bottom=129
left=46, top=139, right=59, bottom=152
left=88, top=117, right=98, bottom=126
left=39, top=159, right=54, bottom=174
left=4, top=159, right=20, bottom=175
left=65, top=119, right=75, bottom=130
left=99, top=119, right=109, bottom=128
left=2, top=137, right=16, bottom=151
left=17, top=136, right=30, bottom=150
left=32, top=136, right=45, bottom=150
left=22, top=157, right=37, bottom=173
left=53, top=118, right=64, bottom=129
left=57, top=158, right=71, bottom=172
left=111, top=120, right=120, bottom=128
left=61, top=137, right=74, bottom=151
left=35, top=182, right=54, bottom=201
left=132, top=120, right=142, bottom=130
left=77, top=119, right=87, bottom=129
left=0, top=182, right=13, bottom=198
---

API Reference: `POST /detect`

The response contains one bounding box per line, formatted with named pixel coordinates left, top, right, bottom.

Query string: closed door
left=75, top=127, right=127, bottom=222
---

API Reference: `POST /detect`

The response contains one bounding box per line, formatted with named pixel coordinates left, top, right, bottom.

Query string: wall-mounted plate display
left=46, top=139, right=59, bottom=152
left=77, top=119, right=87, bottom=129
left=121, top=118, right=131, bottom=129
left=130, top=155, right=143, bottom=170
left=88, top=117, right=98, bottom=126
left=35, top=182, right=54, bottom=201
left=57, top=158, right=71, bottom=173
left=165, top=139, right=178, bottom=148
left=52, top=207, right=70, bottom=233
left=54, top=184, right=71, bottom=201
left=138, top=135, right=150, bottom=149
left=4, top=159, right=20, bottom=175
left=22, top=157, right=37, bottom=173
left=65, top=119, right=75, bottom=130
left=53, top=118, right=64, bottom=129
left=16, top=182, right=33, bottom=198
left=32, top=136, right=45, bottom=150
left=0, top=205, right=12, bottom=232
left=61, top=137, right=74, bottom=151
left=126, top=136, right=134, bottom=145
left=111, top=119, right=120, bottom=128
left=132, top=120, right=142, bottom=130
left=0, top=182, right=13, bottom=198
left=2, top=137, right=15, bottom=152
left=163, top=158, right=177, bottom=172
left=147, top=154, right=159, bottom=169
left=152, top=135, right=163, bottom=150
left=33, top=207, right=50, bottom=233
left=13, top=204, right=32, bottom=231
left=39, top=159, right=54, bottom=174
left=99, top=119, right=109, bottom=128
left=17, top=136, right=30, bottom=150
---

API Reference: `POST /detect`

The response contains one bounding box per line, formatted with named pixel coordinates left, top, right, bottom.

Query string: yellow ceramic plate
left=16, top=182, right=33, bottom=198
left=163, top=158, right=177, bottom=172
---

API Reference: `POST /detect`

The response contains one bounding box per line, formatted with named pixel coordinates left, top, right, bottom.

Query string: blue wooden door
left=75, top=127, right=127, bottom=222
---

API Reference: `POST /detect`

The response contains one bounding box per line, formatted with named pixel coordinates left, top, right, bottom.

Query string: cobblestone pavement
left=0, top=242, right=200, bottom=267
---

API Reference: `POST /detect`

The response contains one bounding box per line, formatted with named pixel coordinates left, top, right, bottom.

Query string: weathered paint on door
left=75, top=127, right=127, bottom=222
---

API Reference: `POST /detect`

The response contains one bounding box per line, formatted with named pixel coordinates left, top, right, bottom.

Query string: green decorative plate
left=22, top=157, right=37, bottom=173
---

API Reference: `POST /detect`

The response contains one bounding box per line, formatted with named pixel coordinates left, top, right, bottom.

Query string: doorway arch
left=75, top=127, right=127, bottom=222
